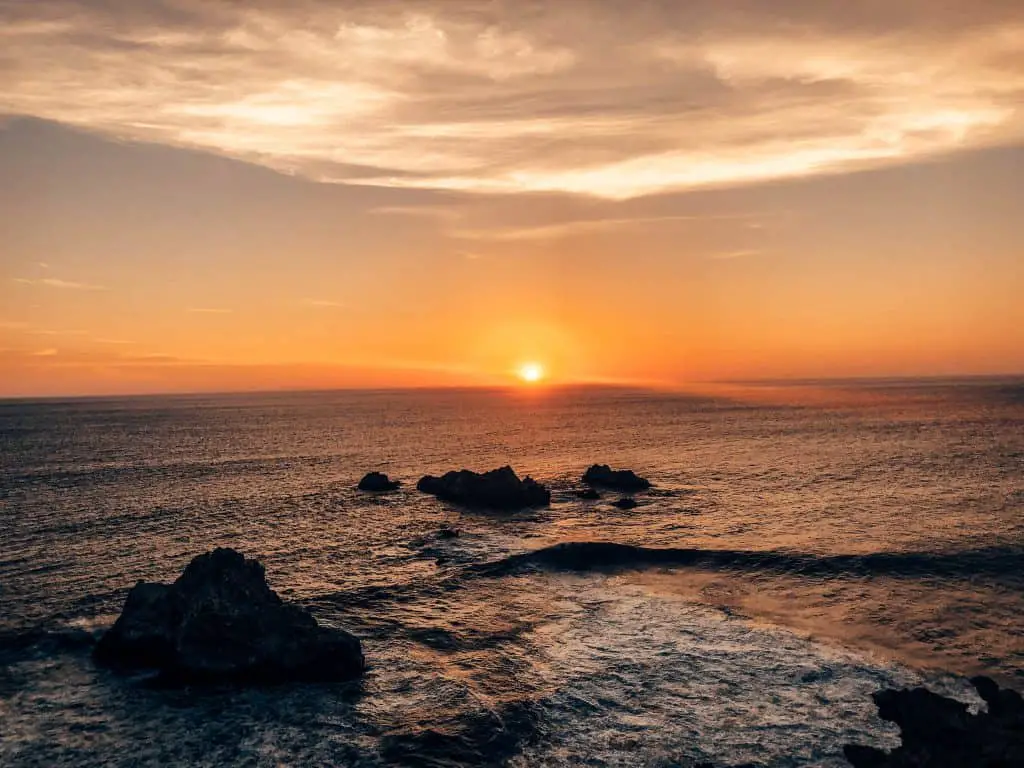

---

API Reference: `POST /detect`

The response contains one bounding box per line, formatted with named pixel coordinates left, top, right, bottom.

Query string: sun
left=517, top=362, right=546, bottom=383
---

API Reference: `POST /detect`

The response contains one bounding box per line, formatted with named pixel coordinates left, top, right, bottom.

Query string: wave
left=0, top=627, right=96, bottom=664
left=467, top=541, right=1024, bottom=582
left=311, top=541, right=1024, bottom=622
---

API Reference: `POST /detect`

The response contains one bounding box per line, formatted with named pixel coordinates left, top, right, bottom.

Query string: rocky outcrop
left=94, top=548, right=364, bottom=685
left=417, top=466, right=551, bottom=510
left=611, top=497, right=638, bottom=510
left=574, top=488, right=602, bottom=500
left=358, top=471, right=401, bottom=492
left=582, top=464, right=651, bottom=491
left=843, top=677, right=1024, bottom=767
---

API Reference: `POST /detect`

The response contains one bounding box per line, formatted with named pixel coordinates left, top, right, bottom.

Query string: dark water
left=1, top=380, right=1022, bottom=767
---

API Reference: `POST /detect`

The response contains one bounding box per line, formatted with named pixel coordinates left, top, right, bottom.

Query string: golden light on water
left=517, top=362, right=545, bottom=383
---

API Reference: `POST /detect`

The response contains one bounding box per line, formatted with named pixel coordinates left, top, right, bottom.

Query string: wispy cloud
left=186, top=307, right=232, bottom=314
left=92, top=338, right=134, bottom=345
left=14, top=277, right=106, bottom=290
left=710, top=249, right=764, bottom=260
left=368, top=205, right=461, bottom=222
left=301, top=298, right=346, bottom=308
left=0, top=320, right=30, bottom=330
left=1, top=1, right=1021, bottom=199
left=452, top=214, right=754, bottom=242
left=31, top=328, right=88, bottom=336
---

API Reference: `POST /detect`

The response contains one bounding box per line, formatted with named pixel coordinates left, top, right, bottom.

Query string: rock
left=582, top=464, right=651, bottom=492
left=843, top=677, right=1024, bottom=767
left=94, top=548, right=364, bottom=685
left=611, top=497, right=638, bottom=510
left=358, top=471, right=400, bottom=492
left=574, top=488, right=602, bottom=500
left=437, top=526, right=460, bottom=539
left=416, top=466, right=551, bottom=510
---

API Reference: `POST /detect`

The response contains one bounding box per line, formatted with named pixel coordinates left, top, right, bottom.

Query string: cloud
left=452, top=214, right=756, bottom=241
left=1, top=1, right=1023, bottom=198
left=186, top=307, right=232, bottom=314
left=0, top=347, right=191, bottom=367
left=368, top=205, right=462, bottom=221
left=710, top=249, right=764, bottom=260
left=301, top=298, right=345, bottom=308
left=13, top=277, right=106, bottom=290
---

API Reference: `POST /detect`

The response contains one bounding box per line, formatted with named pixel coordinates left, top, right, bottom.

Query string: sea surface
left=1, top=380, right=1022, bottom=767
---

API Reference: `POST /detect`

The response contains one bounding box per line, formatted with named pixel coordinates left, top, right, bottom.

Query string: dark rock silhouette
left=416, top=466, right=551, bottom=510
left=574, top=488, right=602, bottom=500
left=357, top=471, right=400, bottom=492
left=611, top=497, right=638, bottom=510
left=583, top=464, right=651, bottom=491
left=94, top=548, right=364, bottom=684
left=437, top=526, right=460, bottom=539
left=843, top=677, right=1024, bottom=767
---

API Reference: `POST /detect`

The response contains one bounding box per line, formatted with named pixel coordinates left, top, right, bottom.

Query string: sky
left=1, top=0, right=1023, bottom=396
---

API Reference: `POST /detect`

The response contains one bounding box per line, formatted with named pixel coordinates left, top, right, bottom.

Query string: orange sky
left=1, top=1, right=1023, bottom=396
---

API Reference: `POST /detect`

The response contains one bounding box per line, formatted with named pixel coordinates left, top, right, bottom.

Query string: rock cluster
left=94, top=548, right=364, bottom=685
left=417, top=466, right=551, bottom=510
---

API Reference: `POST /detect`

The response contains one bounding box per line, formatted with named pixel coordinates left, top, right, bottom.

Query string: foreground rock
left=843, top=676, right=1024, bottom=767
left=611, top=497, right=638, bottom=510
left=583, top=464, right=651, bottom=491
left=94, top=548, right=364, bottom=684
left=574, top=488, right=601, bottom=500
left=358, top=471, right=401, bottom=492
left=417, top=466, right=551, bottom=510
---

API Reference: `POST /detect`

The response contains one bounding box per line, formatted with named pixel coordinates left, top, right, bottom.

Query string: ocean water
left=0, top=380, right=1022, bottom=767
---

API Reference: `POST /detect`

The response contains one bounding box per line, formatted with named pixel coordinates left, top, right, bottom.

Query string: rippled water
left=1, top=381, right=1022, bottom=766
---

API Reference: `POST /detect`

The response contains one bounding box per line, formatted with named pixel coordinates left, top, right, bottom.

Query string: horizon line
left=1, top=372, right=1021, bottom=404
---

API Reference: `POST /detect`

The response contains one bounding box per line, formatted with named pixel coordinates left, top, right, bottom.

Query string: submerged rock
left=574, top=488, right=602, bottom=500
left=417, top=466, right=551, bottom=510
left=94, top=548, right=364, bottom=684
left=357, top=471, right=401, bottom=492
left=611, top=497, right=638, bottom=510
left=582, top=464, right=651, bottom=491
left=843, top=676, right=1024, bottom=767
left=437, top=526, right=460, bottom=539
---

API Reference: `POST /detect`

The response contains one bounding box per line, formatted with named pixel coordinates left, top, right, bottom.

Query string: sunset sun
left=517, top=362, right=546, bottom=383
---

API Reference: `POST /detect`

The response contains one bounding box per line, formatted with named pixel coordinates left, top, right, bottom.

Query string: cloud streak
left=452, top=214, right=761, bottom=241
left=1, top=1, right=1023, bottom=198
left=301, top=298, right=346, bottom=308
left=13, top=277, right=106, bottom=290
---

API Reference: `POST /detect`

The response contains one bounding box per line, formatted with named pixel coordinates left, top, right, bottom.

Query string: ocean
left=1, top=380, right=1022, bottom=767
